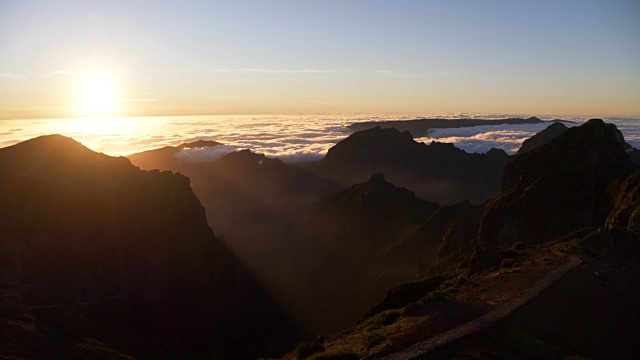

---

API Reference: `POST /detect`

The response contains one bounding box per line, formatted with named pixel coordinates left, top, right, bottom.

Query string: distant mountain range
left=348, top=116, right=570, bottom=137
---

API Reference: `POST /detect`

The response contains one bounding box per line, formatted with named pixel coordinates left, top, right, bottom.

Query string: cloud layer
left=0, top=114, right=637, bottom=162
left=415, top=122, right=578, bottom=154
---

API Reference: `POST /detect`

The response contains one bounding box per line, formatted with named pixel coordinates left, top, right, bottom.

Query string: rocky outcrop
left=478, top=119, right=637, bottom=248
left=606, top=170, right=640, bottom=234
left=313, top=126, right=511, bottom=204
left=0, top=135, right=300, bottom=359
left=516, top=122, right=568, bottom=154
left=575, top=170, right=640, bottom=263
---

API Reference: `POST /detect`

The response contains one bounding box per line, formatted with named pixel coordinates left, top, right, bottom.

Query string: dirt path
left=381, top=255, right=582, bottom=360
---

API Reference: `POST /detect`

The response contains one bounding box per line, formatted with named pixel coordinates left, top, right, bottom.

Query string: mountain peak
left=4, top=134, right=99, bottom=157
left=0, top=134, right=131, bottom=174
left=370, top=172, right=386, bottom=182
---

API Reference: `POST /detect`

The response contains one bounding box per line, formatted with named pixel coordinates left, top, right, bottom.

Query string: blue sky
left=1, top=0, right=639, bottom=118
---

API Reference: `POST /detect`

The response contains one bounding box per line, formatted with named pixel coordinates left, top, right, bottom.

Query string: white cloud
left=376, top=70, right=419, bottom=78
left=415, top=122, right=578, bottom=154
left=3, top=115, right=637, bottom=162
left=149, top=68, right=338, bottom=74
left=207, top=68, right=338, bottom=74
left=0, top=72, right=25, bottom=79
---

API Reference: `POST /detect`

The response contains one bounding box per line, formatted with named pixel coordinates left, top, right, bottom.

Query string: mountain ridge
left=0, top=134, right=301, bottom=359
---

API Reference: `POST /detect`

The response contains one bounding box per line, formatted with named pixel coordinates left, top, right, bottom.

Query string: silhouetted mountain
left=402, top=200, right=483, bottom=274
left=517, top=121, right=633, bottom=155
left=127, top=139, right=223, bottom=170
left=308, top=174, right=440, bottom=330
left=348, top=117, right=546, bottom=137
left=316, top=173, right=439, bottom=251
left=516, top=122, right=568, bottom=154
left=311, top=126, right=510, bottom=204
left=129, top=146, right=343, bottom=334
left=478, top=119, right=637, bottom=249
left=577, top=169, right=640, bottom=263
left=303, top=119, right=640, bottom=359
left=130, top=146, right=341, bottom=270
left=0, top=135, right=300, bottom=359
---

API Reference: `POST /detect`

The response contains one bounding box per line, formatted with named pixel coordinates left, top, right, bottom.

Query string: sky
left=0, top=0, right=639, bottom=119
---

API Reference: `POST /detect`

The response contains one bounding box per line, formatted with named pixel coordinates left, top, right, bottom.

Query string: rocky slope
left=130, top=146, right=344, bottom=332
left=304, top=119, right=640, bottom=359
left=478, top=119, right=637, bottom=249
left=0, top=135, right=300, bottom=359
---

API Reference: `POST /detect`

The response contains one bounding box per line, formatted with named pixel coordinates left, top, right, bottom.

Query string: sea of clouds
left=0, top=114, right=638, bottom=163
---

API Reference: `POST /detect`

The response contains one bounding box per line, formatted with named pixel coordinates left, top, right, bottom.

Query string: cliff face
left=606, top=170, right=640, bottom=234
left=479, top=119, right=637, bottom=248
left=0, top=135, right=300, bottom=359
left=313, top=126, right=510, bottom=204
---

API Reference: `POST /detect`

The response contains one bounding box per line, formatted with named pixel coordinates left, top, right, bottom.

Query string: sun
left=75, top=71, right=119, bottom=117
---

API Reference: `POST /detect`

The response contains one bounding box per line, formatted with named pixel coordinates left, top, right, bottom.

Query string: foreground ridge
left=380, top=256, right=582, bottom=360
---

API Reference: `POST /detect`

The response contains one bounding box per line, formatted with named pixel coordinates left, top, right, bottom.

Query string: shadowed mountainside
left=0, top=135, right=300, bottom=359
left=307, top=174, right=440, bottom=330
left=309, top=126, right=510, bottom=204
left=478, top=119, right=637, bottom=250
left=304, top=119, right=640, bottom=360
left=127, top=128, right=508, bottom=334
left=306, top=175, right=486, bottom=332
left=130, top=145, right=351, bottom=333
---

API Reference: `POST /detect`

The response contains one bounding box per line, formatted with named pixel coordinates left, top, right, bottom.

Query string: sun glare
left=75, top=71, right=119, bottom=117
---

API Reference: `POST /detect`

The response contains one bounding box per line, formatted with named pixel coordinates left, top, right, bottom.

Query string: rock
left=479, top=119, right=637, bottom=247
left=516, top=122, right=568, bottom=154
